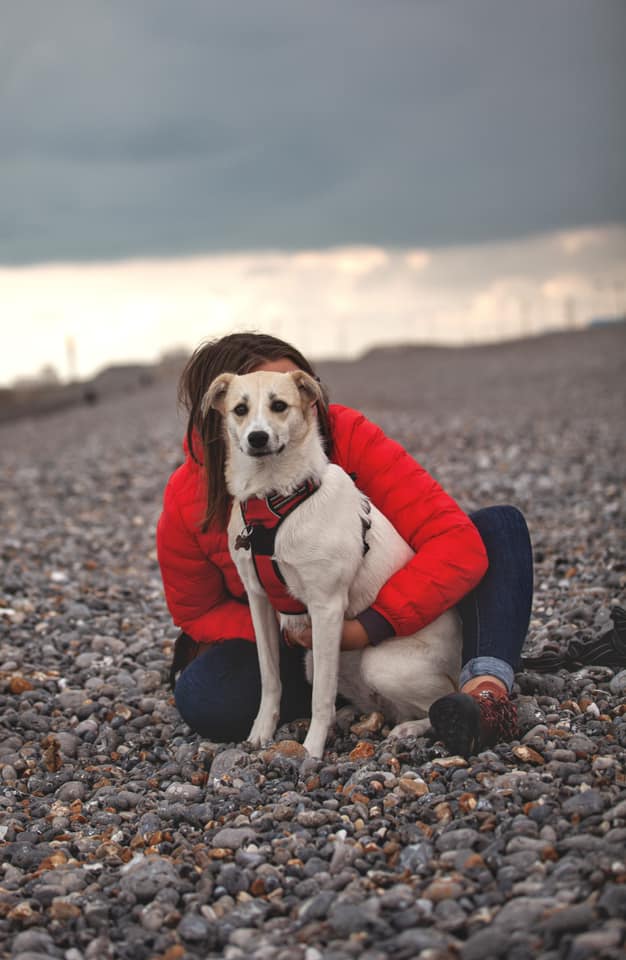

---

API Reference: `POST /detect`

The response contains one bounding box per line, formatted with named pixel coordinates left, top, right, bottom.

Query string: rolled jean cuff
left=460, top=657, right=515, bottom=692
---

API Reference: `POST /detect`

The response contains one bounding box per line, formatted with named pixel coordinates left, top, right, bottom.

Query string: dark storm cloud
left=1, top=0, right=625, bottom=264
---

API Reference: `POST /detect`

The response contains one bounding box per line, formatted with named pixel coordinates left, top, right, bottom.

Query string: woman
left=157, top=332, right=533, bottom=756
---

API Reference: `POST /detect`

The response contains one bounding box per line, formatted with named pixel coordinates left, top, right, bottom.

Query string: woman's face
left=250, top=356, right=319, bottom=417
left=251, top=357, right=301, bottom=374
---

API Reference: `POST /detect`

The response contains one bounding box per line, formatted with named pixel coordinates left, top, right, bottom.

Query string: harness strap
left=237, top=478, right=321, bottom=614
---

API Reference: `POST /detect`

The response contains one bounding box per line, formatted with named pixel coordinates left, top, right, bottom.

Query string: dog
left=203, top=369, right=462, bottom=758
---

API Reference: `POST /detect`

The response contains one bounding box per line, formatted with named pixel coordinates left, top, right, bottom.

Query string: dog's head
left=202, top=370, right=322, bottom=459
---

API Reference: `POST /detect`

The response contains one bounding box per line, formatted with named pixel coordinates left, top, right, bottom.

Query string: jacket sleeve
left=333, top=406, right=488, bottom=636
left=156, top=469, right=255, bottom=643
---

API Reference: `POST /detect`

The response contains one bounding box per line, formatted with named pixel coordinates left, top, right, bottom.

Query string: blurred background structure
left=1, top=0, right=625, bottom=395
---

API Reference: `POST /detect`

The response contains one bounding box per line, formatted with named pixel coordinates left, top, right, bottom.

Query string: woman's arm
left=156, top=470, right=255, bottom=643
left=330, top=405, right=488, bottom=637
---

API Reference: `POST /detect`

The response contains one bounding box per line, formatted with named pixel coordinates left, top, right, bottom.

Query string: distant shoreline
left=1, top=321, right=623, bottom=425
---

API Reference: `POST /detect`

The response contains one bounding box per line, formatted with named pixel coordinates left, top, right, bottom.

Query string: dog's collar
left=237, top=476, right=322, bottom=552
left=243, top=477, right=321, bottom=523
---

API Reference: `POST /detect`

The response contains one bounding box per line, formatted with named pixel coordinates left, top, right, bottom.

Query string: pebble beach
left=1, top=324, right=625, bottom=960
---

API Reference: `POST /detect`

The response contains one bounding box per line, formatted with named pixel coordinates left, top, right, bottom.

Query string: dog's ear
left=201, top=373, right=234, bottom=418
left=291, top=371, right=322, bottom=408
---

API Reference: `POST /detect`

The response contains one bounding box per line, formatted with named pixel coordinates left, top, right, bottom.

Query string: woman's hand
left=283, top=618, right=370, bottom=651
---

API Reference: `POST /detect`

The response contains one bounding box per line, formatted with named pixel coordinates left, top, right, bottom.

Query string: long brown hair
left=178, top=332, right=333, bottom=531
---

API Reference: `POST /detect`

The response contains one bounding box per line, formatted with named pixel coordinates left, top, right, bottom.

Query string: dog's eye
left=233, top=403, right=248, bottom=416
left=270, top=400, right=288, bottom=413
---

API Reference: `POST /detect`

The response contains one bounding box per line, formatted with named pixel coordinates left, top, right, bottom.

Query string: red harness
left=236, top=478, right=321, bottom=614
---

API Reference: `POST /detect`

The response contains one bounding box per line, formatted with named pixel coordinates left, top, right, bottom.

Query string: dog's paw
left=387, top=718, right=431, bottom=740
left=303, top=724, right=329, bottom=760
left=247, top=714, right=278, bottom=749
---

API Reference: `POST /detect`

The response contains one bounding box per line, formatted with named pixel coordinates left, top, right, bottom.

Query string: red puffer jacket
left=156, top=404, right=488, bottom=643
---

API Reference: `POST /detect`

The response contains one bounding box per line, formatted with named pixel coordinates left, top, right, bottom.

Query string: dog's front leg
left=247, top=592, right=282, bottom=748
left=303, top=598, right=345, bottom=759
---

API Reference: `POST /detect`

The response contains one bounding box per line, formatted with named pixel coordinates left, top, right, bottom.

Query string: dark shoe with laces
left=565, top=605, right=626, bottom=668
left=521, top=605, right=626, bottom=673
left=429, top=681, right=518, bottom=757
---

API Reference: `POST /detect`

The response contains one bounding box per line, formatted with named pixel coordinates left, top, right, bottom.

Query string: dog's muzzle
left=245, top=431, right=285, bottom=457
left=248, top=430, right=269, bottom=450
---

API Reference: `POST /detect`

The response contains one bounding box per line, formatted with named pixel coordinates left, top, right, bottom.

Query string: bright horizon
left=2, top=225, right=625, bottom=388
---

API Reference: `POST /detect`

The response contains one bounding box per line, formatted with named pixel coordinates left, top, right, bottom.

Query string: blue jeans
left=458, top=505, right=533, bottom=690
left=174, top=505, right=533, bottom=740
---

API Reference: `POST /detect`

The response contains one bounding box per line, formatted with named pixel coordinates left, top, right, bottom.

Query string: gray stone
left=598, top=883, right=626, bottom=918
left=568, top=925, right=624, bottom=960
left=209, top=748, right=248, bottom=780
left=461, top=926, right=512, bottom=960
left=139, top=903, right=165, bottom=932
left=609, top=669, right=626, bottom=696
left=211, top=827, right=257, bottom=849
left=606, top=798, right=626, bottom=820
left=55, top=780, right=86, bottom=802
left=398, top=841, right=434, bottom=871
left=392, top=927, right=451, bottom=953
left=328, top=903, right=371, bottom=937
left=566, top=734, right=597, bottom=756
left=164, top=782, right=203, bottom=801
left=11, top=931, right=57, bottom=954
left=30, top=883, right=66, bottom=906
left=436, top=828, right=481, bottom=852
left=54, top=732, right=80, bottom=757
left=379, top=884, right=415, bottom=910
left=178, top=912, right=212, bottom=942
left=12, top=954, right=61, bottom=960
left=540, top=902, right=597, bottom=933
left=7, top=841, right=54, bottom=871
left=120, top=856, right=180, bottom=903
left=562, top=788, right=605, bottom=818
left=56, top=689, right=87, bottom=711
left=297, top=891, right=335, bottom=922
left=493, top=896, right=558, bottom=929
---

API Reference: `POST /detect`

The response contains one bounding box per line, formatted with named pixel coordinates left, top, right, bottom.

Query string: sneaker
left=429, top=681, right=518, bottom=757
left=521, top=605, right=626, bottom=673
left=519, top=646, right=565, bottom=673
left=565, top=605, right=626, bottom=669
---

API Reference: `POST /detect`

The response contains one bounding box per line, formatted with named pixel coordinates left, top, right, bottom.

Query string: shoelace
left=477, top=691, right=518, bottom=744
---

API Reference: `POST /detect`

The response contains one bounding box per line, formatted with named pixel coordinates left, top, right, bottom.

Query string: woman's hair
left=178, top=332, right=332, bottom=531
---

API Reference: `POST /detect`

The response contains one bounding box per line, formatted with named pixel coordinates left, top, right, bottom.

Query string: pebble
left=562, top=789, right=606, bottom=818
left=120, top=856, right=180, bottom=902
left=609, top=670, right=626, bottom=696
left=211, top=827, right=257, bottom=849
left=461, top=927, right=512, bottom=960
left=55, top=781, right=86, bottom=802
left=209, top=749, right=249, bottom=780
left=1, top=335, right=624, bottom=960
left=178, top=913, right=213, bottom=942
left=164, top=782, right=203, bottom=801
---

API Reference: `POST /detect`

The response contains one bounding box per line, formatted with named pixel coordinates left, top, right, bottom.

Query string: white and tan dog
left=204, top=369, right=461, bottom=758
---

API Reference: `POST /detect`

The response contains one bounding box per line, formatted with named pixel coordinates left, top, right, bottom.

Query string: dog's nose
left=248, top=430, right=269, bottom=450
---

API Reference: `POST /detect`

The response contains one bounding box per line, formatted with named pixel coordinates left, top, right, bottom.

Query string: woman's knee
left=174, top=641, right=261, bottom=742
left=470, top=504, right=531, bottom=549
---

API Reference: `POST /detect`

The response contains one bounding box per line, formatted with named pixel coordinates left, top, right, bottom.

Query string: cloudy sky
left=1, top=0, right=625, bottom=383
